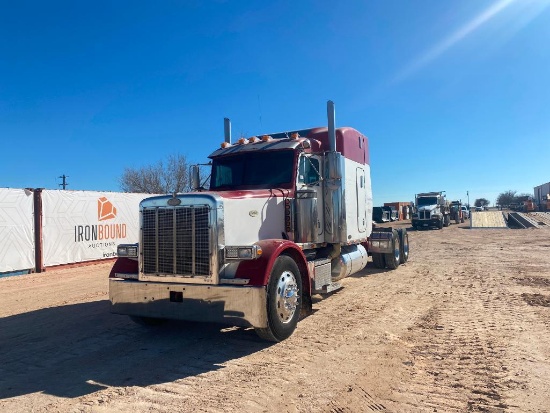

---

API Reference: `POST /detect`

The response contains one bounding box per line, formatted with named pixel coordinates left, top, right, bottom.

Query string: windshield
left=210, top=150, right=296, bottom=190
left=417, top=196, right=438, bottom=207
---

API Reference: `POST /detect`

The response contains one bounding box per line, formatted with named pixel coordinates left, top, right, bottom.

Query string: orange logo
left=98, top=197, right=117, bottom=221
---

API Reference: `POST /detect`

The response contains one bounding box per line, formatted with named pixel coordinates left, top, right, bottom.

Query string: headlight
left=117, top=244, right=138, bottom=258
left=225, top=245, right=263, bottom=260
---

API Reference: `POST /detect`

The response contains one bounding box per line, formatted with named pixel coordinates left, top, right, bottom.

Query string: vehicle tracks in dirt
left=1, top=225, right=549, bottom=412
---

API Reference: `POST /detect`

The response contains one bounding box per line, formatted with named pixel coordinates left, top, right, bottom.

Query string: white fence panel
left=42, top=190, right=151, bottom=267
left=0, top=188, right=35, bottom=273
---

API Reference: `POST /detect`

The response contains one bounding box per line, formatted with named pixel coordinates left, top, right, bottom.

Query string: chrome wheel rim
left=276, top=270, right=299, bottom=324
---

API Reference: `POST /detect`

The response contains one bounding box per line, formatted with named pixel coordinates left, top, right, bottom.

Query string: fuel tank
left=331, top=244, right=368, bottom=281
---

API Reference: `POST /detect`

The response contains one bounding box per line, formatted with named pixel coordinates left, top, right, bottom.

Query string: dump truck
left=109, top=101, right=409, bottom=342
left=411, top=191, right=451, bottom=230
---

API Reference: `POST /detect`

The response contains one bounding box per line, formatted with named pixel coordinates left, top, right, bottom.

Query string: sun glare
left=392, top=0, right=549, bottom=83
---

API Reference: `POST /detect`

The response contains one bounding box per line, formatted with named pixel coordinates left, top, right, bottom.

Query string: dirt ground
left=1, top=221, right=549, bottom=413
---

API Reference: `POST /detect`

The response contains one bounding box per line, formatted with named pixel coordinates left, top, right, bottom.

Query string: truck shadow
left=350, top=264, right=392, bottom=277
left=0, top=300, right=270, bottom=400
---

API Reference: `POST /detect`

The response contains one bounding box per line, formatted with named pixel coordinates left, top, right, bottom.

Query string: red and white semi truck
left=110, top=101, right=409, bottom=341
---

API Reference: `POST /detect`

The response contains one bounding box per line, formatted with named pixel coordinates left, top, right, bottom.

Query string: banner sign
left=42, top=190, right=152, bottom=266
left=0, top=188, right=35, bottom=273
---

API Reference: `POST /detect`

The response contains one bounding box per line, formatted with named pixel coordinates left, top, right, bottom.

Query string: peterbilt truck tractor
left=109, top=101, right=410, bottom=342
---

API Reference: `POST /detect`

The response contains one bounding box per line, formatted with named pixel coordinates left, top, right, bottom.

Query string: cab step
left=313, top=282, right=342, bottom=295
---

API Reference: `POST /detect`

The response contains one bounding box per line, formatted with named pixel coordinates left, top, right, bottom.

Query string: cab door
left=356, top=167, right=367, bottom=233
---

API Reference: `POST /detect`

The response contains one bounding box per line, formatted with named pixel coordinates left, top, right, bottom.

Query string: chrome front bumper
left=109, top=279, right=268, bottom=328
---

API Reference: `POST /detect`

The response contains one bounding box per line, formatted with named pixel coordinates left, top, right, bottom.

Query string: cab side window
left=298, top=156, right=320, bottom=185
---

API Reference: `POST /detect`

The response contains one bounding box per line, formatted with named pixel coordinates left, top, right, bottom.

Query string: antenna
left=258, top=94, right=263, bottom=129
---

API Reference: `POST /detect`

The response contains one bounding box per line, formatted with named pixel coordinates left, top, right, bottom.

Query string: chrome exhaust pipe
left=224, top=117, right=231, bottom=144
left=327, top=100, right=336, bottom=152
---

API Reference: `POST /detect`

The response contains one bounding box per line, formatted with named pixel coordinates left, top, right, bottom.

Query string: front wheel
left=255, top=255, right=302, bottom=342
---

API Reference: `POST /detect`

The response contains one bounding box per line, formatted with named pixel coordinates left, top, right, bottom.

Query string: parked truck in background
left=411, top=191, right=451, bottom=230
left=461, top=205, right=470, bottom=220
left=523, top=198, right=537, bottom=212
left=382, top=205, right=398, bottom=221
left=373, top=206, right=390, bottom=223
left=109, top=101, right=410, bottom=342
left=450, top=200, right=465, bottom=224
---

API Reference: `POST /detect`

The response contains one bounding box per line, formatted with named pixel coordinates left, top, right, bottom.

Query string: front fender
left=233, top=240, right=310, bottom=293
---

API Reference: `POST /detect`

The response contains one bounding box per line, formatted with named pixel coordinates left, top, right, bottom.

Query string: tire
left=384, top=230, right=400, bottom=269
left=438, top=219, right=443, bottom=230
left=444, top=215, right=450, bottom=227
left=129, top=316, right=165, bottom=327
left=461, top=216, right=465, bottom=223
left=255, top=255, right=302, bottom=342
left=398, top=228, right=409, bottom=264
left=371, top=252, right=386, bottom=269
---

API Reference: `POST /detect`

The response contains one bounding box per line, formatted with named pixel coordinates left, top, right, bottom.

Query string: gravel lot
left=1, top=221, right=549, bottom=413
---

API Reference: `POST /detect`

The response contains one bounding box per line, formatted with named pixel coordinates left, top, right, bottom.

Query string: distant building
left=533, top=182, right=550, bottom=211
left=534, top=181, right=550, bottom=210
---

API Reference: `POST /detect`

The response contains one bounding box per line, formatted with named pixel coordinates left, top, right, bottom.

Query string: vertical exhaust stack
left=324, top=99, right=345, bottom=244
left=327, top=100, right=336, bottom=152
left=224, top=118, right=231, bottom=144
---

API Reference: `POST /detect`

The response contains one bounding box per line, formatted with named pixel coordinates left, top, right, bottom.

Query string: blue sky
left=1, top=0, right=549, bottom=206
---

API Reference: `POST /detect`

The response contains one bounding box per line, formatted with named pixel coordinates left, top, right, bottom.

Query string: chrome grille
left=420, top=210, right=430, bottom=220
left=142, top=206, right=211, bottom=276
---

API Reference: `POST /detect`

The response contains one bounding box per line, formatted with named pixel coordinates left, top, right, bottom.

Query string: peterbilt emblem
left=168, top=197, right=181, bottom=206
left=249, top=210, right=258, bottom=217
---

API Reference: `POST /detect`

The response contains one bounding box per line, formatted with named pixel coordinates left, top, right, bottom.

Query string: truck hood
left=220, top=192, right=286, bottom=245
left=417, top=205, right=438, bottom=213
left=141, top=191, right=286, bottom=246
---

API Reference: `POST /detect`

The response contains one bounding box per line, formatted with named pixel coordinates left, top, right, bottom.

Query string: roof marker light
left=261, top=135, right=273, bottom=142
left=248, top=136, right=260, bottom=143
left=221, top=142, right=232, bottom=148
